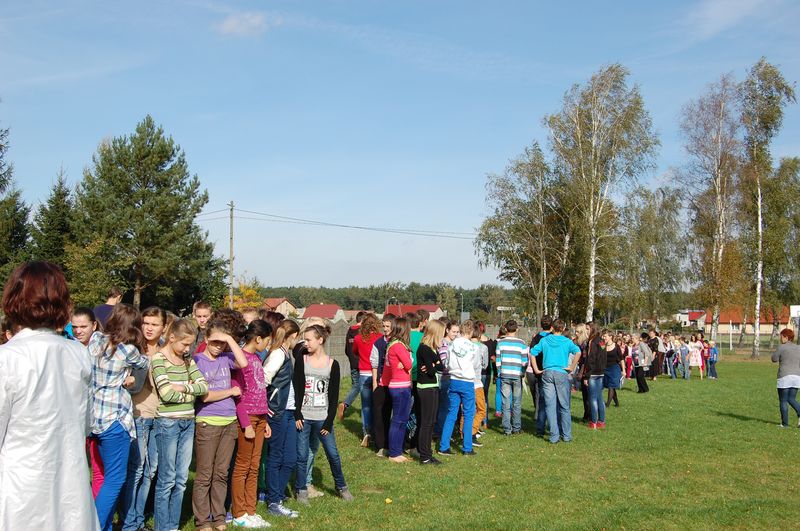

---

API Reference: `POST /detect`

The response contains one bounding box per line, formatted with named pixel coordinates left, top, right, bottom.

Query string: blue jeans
left=154, top=417, right=194, bottom=531
left=120, top=417, right=158, bottom=531
left=267, top=412, right=297, bottom=504
left=588, top=376, right=605, bottom=424
left=495, top=376, right=503, bottom=414
left=295, top=420, right=346, bottom=492
left=388, top=387, right=412, bottom=457
left=93, top=421, right=131, bottom=531
left=542, top=370, right=571, bottom=443
left=708, top=360, right=718, bottom=378
left=359, top=374, right=373, bottom=437
left=534, top=377, right=547, bottom=436
left=667, top=355, right=677, bottom=379
left=439, top=379, right=475, bottom=453
left=343, top=369, right=361, bottom=407
left=500, top=377, right=523, bottom=434
left=778, top=387, right=800, bottom=426
left=434, top=375, right=450, bottom=438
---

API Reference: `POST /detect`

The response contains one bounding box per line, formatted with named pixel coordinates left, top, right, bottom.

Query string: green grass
left=172, top=350, right=799, bottom=530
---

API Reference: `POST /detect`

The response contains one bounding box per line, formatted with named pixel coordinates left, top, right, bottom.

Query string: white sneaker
left=232, top=515, right=259, bottom=528
left=248, top=513, right=271, bottom=527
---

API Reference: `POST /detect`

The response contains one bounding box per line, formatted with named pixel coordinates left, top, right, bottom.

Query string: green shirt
left=410, top=330, right=423, bottom=381
left=151, top=353, right=209, bottom=418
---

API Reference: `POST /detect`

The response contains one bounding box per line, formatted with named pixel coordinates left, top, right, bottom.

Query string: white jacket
left=447, top=337, right=476, bottom=382
left=0, top=328, right=100, bottom=530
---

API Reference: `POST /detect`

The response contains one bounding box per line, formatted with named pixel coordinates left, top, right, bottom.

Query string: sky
left=1, top=0, right=799, bottom=288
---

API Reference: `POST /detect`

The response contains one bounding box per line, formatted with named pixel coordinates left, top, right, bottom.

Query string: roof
left=687, top=311, right=705, bottom=321
left=264, top=297, right=288, bottom=309
left=384, top=304, right=442, bottom=316
left=708, top=306, right=790, bottom=325
left=303, top=303, right=343, bottom=320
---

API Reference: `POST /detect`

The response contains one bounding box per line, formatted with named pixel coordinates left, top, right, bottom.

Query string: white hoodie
left=447, top=336, right=476, bottom=382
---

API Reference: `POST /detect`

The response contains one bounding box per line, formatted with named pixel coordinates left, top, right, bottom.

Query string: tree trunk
left=133, top=273, right=142, bottom=310
left=769, top=317, right=778, bottom=348
left=553, top=230, right=571, bottom=319
left=752, top=175, right=763, bottom=359
left=738, top=310, right=747, bottom=347
left=711, top=302, right=720, bottom=343
left=585, top=226, right=597, bottom=323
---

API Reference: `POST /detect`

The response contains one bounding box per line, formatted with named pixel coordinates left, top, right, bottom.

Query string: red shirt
left=353, top=332, right=382, bottom=375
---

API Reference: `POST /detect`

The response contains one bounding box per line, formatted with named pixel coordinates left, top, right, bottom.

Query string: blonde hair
left=421, top=320, right=445, bottom=351
left=270, top=319, right=300, bottom=352
left=573, top=323, right=589, bottom=345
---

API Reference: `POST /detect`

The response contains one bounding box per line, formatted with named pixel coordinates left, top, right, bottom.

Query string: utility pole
left=228, top=201, right=234, bottom=309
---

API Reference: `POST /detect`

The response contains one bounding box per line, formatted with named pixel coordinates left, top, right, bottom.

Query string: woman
left=631, top=334, right=650, bottom=393
left=585, top=328, right=607, bottom=429
left=416, top=320, right=445, bottom=465
left=576, top=323, right=594, bottom=423
left=605, top=332, right=625, bottom=407
left=688, top=335, right=704, bottom=380
left=771, top=328, right=800, bottom=427
left=0, top=261, right=100, bottom=530
left=352, top=313, right=382, bottom=448
left=384, top=318, right=414, bottom=463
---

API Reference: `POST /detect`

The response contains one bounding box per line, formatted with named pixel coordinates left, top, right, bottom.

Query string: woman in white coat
left=0, top=261, right=100, bottom=530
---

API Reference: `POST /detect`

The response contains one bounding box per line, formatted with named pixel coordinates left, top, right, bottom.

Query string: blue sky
left=2, top=0, right=799, bottom=288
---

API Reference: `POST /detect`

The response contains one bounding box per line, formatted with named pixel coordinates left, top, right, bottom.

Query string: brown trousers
left=231, top=415, right=266, bottom=518
left=459, top=387, right=487, bottom=436
left=193, top=420, right=238, bottom=528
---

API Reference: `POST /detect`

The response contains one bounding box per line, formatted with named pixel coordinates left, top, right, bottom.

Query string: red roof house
left=303, top=304, right=345, bottom=321
left=383, top=304, right=445, bottom=319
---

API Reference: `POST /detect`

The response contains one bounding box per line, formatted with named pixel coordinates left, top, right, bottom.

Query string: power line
left=195, top=207, right=228, bottom=218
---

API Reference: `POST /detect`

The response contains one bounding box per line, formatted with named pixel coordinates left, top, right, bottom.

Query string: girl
left=679, top=337, right=690, bottom=379
left=263, top=319, right=301, bottom=518
left=231, top=318, right=273, bottom=527
left=152, top=318, right=209, bottom=531
left=585, top=328, right=608, bottom=429
left=192, top=317, right=249, bottom=531
left=688, top=335, right=703, bottom=379
left=416, top=319, right=445, bottom=465
left=88, top=303, right=149, bottom=531
left=384, top=318, right=414, bottom=462
left=120, top=306, right=166, bottom=531
left=352, top=313, right=382, bottom=448
left=631, top=335, right=650, bottom=393
left=371, top=314, right=395, bottom=457
left=604, top=330, right=625, bottom=408
left=294, top=324, right=354, bottom=501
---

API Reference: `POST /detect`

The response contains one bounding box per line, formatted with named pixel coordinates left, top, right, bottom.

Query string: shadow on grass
left=713, top=410, right=774, bottom=425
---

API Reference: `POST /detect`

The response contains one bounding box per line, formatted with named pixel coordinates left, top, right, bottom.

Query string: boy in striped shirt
left=496, top=320, right=528, bottom=435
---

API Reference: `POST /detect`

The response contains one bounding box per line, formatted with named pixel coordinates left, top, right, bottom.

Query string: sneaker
left=337, top=402, right=347, bottom=421
left=296, top=489, right=309, bottom=506
left=597, top=422, right=606, bottom=429
left=268, top=502, right=299, bottom=519
left=437, top=448, right=454, bottom=456
left=226, top=512, right=234, bottom=523
left=361, top=434, right=371, bottom=448
left=472, top=440, right=484, bottom=447
left=231, top=515, right=258, bottom=528
left=307, top=484, right=325, bottom=498
left=420, top=458, right=443, bottom=465
left=338, top=488, right=355, bottom=502
left=588, top=422, right=597, bottom=429
left=248, top=514, right=272, bottom=527
left=477, top=429, right=485, bottom=435
left=462, top=450, right=476, bottom=456
left=475, top=432, right=483, bottom=439
left=375, top=448, right=387, bottom=457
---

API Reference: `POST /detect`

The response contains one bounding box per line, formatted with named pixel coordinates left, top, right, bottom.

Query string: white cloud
left=215, top=11, right=278, bottom=37
left=683, top=0, right=772, bottom=42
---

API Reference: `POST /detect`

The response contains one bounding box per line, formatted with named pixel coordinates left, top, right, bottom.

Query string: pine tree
left=31, top=169, right=74, bottom=268
left=0, top=188, right=32, bottom=289
left=0, top=117, right=12, bottom=194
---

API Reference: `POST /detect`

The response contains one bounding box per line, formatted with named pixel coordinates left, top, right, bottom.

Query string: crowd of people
left=8, top=260, right=789, bottom=531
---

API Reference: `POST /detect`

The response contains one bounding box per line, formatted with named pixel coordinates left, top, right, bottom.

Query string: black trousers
left=372, top=385, right=392, bottom=450
left=635, top=366, right=649, bottom=393
left=417, top=387, right=439, bottom=462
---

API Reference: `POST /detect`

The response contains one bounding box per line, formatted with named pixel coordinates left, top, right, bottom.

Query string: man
left=531, top=319, right=581, bottom=444
left=93, top=287, right=122, bottom=328
left=190, top=301, right=212, bottom=354
left=338, top=311, right=366, bottom=420
left=496, top=320, right=528, bottom=435
left=71, top=307, right=99, bottom=346
left=529, top=315, right=553, bottom=437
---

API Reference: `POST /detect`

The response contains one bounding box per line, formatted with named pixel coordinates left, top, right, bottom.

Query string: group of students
left=39, top=297, right=355, bottom=531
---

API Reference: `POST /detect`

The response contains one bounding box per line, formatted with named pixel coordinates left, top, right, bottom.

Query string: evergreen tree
left=0, top=188, right=32, bottom=289
left=0, top=116, right=12, bottom=194
left=31, top=169, right=74, bottom=268
left=74, top=115, right=225, bottom=309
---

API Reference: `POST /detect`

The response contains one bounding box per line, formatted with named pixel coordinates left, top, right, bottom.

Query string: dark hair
left=383, top=313, right=397, bottom=320
left=587, top=321, right=599, bottom=343
left=552, top=319, right=566, bottom=333
left=504, top=319, right=518, bottom=333
left=382, top=314, right=396, bottom=326
left=390, top=317, right=411, bottom=346
left=2, top=261, right=71, bottom=330
left=244, top=319, right=274, bottom=343
left=262, top=311, right=285, bottom=337
left=305, top=323, right=332, bottom=344
left=209, top=308, right=247, bottom=342
left=640, top=332, right=650, bottom=340
left=497, top=325, right=507, bottom=338
left=107, top=286, right=123, bottom=299
left=781, top=328, right=795, bottom=342
left=404, top=312, right=421, bottom=329
left=360, top=313, right=381, bottom=339
left=73, top=306, right=97, bottom=323
left=540, top=315, right=554, bottom=330
left=141, top=306, right=167, bottom=325
left=104, top=303, right=145, bottom=355
left=416, top=309, right=430, bottom=322
left=356, top=311, right=367, bottom=323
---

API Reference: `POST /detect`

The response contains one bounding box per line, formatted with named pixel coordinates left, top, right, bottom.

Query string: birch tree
left=739, top=58, right=795, bottom=358
left=680, top=75, right=741, bottom=341
left=545, top=64, right=658, bottom=322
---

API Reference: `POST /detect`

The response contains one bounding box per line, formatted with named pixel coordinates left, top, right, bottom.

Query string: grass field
left=172, top=349, right=798, bottom=530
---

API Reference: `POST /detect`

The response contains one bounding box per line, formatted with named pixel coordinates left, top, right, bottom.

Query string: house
left=703, top=306, right=794, bottom=336
left=383, top=304, right=446, bottom=320
left=262, top=297, right=298, bottom=317
left=302, top=303, right=347, bottom=322
left=674, top=310, right=706, bottom=329
left=342, top=310, right=361, bottom=322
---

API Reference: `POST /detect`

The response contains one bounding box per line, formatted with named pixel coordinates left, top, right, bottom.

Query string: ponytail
left=270, top=320, right=300, bottom=352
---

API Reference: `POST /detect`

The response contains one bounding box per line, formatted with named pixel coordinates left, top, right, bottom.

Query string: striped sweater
left=496, top=336, right=528, bottom=379
left=152, top=352, right=209, bottom=418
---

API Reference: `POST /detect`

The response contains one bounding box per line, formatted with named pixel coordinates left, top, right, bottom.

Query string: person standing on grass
left=352, top=313, right=382, bottom=448
left=87, top=304, right=148, bottom=531
left=293, top=324, right=354, bottom=501
left=152, top=319, right=209, bottom=531
left=371, top=314, right=395, bottom=457
left=531, top=319, right=581, bottom=444
left=464, top=327, right=488, bottom=445
left=496, top=320, right=528, bottom=436
left=192, top=320, right=248, bottom=531
left=772, top=328, right=800, bottom=428
left=630, top=334, right=650, bottom=393
left=434, top=321, right=459, bottom=440
left=416, top=320, right=445, bottom=465
left=493, top=326, right=508, bottom=420
left=384, top=318, right=414, bottom=463
left=439, top=320, right=478, bottom=456
left=604, top=330, right=625, bottom=408
left=688, top=335, right=703, bottom=379
left=584, top=327, right=607, bottom=430
left=678, top=336, right=690, bottom=379
left=338, top=311, right=365, bottom=421
left=478, top=321, right=494, bottom=429
left=528, top=316, right=552, bottom=438
left=708, top=341, right=719, bottom=379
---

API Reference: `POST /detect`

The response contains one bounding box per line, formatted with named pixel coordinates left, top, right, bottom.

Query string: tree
left=30, top=169, right=74, bottom=268
left=0, top=113, right=12, bottom=194
left=225, top=276, right=267, bottom=312
left=545, top=64, right=659, bottom=322
left=680, top=75, right=741, bottom=341
left=738, top=58, right=796, bottom=358
left=0, top=187, right=32, bottom=290
left=435, top=284, right=458, bottom=318
left=74, top=115, right=224, bottom=308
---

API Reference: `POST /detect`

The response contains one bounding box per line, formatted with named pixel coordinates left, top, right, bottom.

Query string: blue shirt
left=530, top=334, right=581, bottom=373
